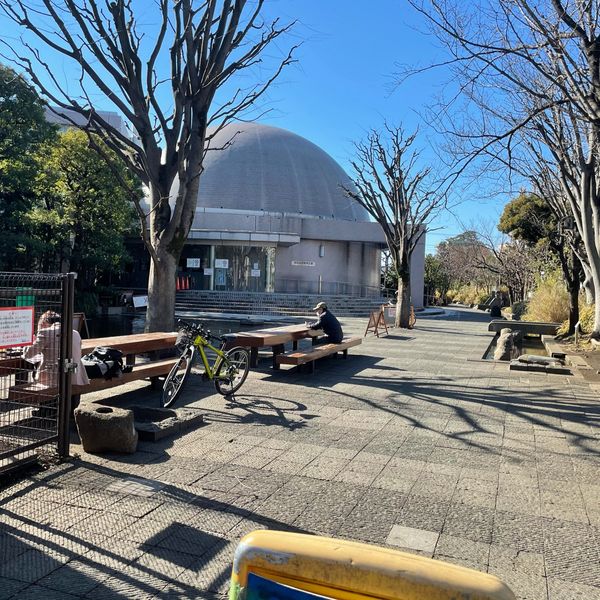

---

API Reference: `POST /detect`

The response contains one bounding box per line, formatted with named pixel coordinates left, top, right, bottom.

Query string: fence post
left=57, top=272, right=75, bottom=457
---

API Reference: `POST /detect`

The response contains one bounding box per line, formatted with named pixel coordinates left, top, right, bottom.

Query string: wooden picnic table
left=3, top=332, right=180, bottom=406
left=229, top=324, right=322, bottom=369
left=82, top=331, right=177, bottom=365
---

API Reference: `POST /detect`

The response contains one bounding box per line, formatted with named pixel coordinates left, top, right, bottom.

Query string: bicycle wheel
left=162, top=346, right=195, bottom=408
left=214, top=346, right=250, bottom=396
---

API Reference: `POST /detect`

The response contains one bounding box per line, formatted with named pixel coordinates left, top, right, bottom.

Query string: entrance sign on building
left=186, top=258, right=201, bottom=268
left=214, top=259, right=229, bottom=269
left=291, top=260, right=316, bottom=267
left=0, top=306, right=34, bottom=348
left=250, top=269, right=261, bottom=277
left=203, top=268, right=213, bottom=276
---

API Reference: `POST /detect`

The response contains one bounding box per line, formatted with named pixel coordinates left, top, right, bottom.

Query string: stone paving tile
left=547, top=578, right=600, bottom=600
left=433, top=533, right=489, bottom=571
left=0, top=576, right=28, bottom=600
left=36, top=560, right=118, bottom=597
left=488, top=544, right=545, bottom=576
left=543, top=519, right=600, bottom=587
left=387, top=525, right=439, bottom=554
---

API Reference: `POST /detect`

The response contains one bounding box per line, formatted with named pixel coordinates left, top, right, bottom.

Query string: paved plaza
left=1, top=308, right=599, bottom=599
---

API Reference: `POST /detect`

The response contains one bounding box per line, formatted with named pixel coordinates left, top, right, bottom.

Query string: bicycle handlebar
left=176, top=319, right=228, bottom=344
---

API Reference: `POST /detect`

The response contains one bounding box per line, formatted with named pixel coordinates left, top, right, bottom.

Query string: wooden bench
left=7, top=359, right=178, bottom=406
left=276, top=337, right=362, bottom=373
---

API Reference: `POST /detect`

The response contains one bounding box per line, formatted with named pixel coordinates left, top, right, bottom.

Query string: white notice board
left=214, top=259, right=229, bottom=269
left=250, top=269, right=261, bottom=277
left=133, top=295, right=148, bottom=308
left=187, top=258, right=201, bottom=268
left=0, top=307, right=34, bottom=349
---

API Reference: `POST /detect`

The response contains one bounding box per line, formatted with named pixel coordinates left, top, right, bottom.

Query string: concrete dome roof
left=198, top=122, right=369, bottom=221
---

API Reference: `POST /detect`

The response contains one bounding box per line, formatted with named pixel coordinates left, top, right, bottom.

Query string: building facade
left=164, top=122, right=424, bottom=305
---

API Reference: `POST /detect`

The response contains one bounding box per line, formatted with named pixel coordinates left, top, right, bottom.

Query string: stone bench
left=276, top=337, right=362, bottom=373
left=488, top=320, right=560, bottom=335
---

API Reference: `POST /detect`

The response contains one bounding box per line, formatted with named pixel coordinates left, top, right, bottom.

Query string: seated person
left=24, top=310, right=89, bottom=388
left=306, top=302, right=343, bottom=344
left=489, top=291, right=503, bottom=318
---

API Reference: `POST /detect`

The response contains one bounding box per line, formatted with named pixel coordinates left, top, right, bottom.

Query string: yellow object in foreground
left=229, top=530, right=516, bottom=600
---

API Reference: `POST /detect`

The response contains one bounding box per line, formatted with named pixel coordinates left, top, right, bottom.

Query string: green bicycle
left=162, top=319, right=250, bottom=407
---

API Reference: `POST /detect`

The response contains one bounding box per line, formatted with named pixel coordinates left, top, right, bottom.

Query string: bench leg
left=250, top=347, right=259, bottom=368
left=312, top=337, right=318, bottom=346
left=293, top=340, right=298, bottom=350
left=150, top=376, right=161, bottom=390
left=272, top=344, right=285, bottom=370
left=309, top=360, right=315, bottom=373
left=343, top=349, right=348, bottom=359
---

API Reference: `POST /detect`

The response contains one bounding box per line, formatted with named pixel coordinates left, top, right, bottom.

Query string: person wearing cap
left=306, top=302, right=343, bottom=344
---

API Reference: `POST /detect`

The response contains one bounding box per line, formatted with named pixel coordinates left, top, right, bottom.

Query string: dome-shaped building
left=152, top=122, right=424, bottom=305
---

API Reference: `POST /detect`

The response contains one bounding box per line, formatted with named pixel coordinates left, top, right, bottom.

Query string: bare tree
left=436, top=231, right=494, bottom=291
left=408, top=0, right=600, bottom=337
left=474, top=226, right=537, bottom=305
left=343, top=125, right=446, bottom=328
left=0, top=0, right=294, bottom=331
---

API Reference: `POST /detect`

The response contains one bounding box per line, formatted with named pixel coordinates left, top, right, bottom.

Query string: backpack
left=81, top=346, right=127, bottom=380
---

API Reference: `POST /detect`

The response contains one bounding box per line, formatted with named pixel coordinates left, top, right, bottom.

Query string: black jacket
left=309, top=310, right=343, bottom=343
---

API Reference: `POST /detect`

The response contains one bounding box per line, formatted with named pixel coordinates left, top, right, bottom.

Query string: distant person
left=24, top=310, right=89, bottom=387
left=306, top=302, right=343, bottom=344
left=489, top=291, right=503, bottom=318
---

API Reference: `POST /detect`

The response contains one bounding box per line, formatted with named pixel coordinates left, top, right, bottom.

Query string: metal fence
left=0, top=272, right=74, bottom=476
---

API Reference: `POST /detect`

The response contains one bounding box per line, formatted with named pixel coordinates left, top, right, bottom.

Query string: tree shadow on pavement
left=0, top=460, right=309, bottom=599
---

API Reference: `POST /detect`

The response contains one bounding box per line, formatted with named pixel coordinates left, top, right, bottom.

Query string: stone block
left=74, top=404, right=138, bottom=454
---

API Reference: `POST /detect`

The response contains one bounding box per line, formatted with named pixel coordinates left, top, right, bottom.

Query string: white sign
left=251, top=269, right=261, bottom=277
left=133, top=295, right=148, bottom=308
left=214, top=259, right=229, bottom=269
left=253, top=262, right=259, bottom=270
left=186, top=258, right=201, bottom=268
left=291, top=260, right=316, bottom=267
left=0, top=307, right=34, bottom=349
left=203, top=268, right=213, bottom=276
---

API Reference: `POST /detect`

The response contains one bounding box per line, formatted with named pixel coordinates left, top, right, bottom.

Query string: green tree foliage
left=498, top=193, right=555, bottom=248
left=499, top=191, right=582, bottom=334
left=424, top=254, right=450, bottom=302
left=29, top=129, right=137, bottom=290
left=0, top=64, right=56, bottom=269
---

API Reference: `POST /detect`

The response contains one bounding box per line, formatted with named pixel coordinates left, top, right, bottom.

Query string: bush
left=578, top=302, right=595, bottom=334
left=450, top=284, right=489, bottom=306
left=523, top=272, right=570, bottom=323
left=511, top=301, right=527, bottom=320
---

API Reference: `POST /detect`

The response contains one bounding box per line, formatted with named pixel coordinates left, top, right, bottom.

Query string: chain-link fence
left=0, top=272, right=74, bottom=476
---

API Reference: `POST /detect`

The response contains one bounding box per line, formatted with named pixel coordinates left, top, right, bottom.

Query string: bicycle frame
left=191, top=333, right=229, bottom=380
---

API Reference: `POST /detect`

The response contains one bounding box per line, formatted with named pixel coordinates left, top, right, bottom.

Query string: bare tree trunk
left=147, top=250, right=178, bottom=333
left=581, top=260, right=595, bottom=305
left=578, top=164, right=600, bottom=337
left=396, top=267, right=411, bottom=328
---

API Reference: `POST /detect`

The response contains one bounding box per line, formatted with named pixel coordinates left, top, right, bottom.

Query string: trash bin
left=16, top=287, right=35, bottom=307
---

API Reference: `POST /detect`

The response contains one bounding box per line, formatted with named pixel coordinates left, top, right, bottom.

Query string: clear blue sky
left=3, top=0, right=512, bottom=253
left=255, top=0, right=512, bottom=253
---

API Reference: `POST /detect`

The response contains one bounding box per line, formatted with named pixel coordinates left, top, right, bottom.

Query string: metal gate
left=0, top=272, right=75, bottom=476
